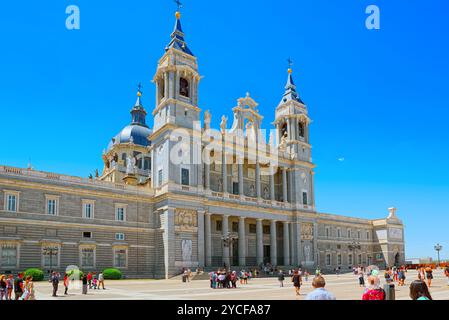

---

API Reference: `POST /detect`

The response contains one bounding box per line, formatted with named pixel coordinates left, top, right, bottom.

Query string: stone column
left=222, top=142, right=227, bottom=193
left=238, top=163, right=244, bottom=195
left=282, top=167, right=288, bottom=203
left=255, top=161, right=261, bottom=198
left=238, top=216, right=246, bottom=266
left=205, top=213, right=212, bottom=266
left=222, top=215, right=230, bottom=267
left=290, top=222, right=296, bottom=266
left=204, top=163, right=210, bottom=190
left=269, top=167, right=275, bottom=201
left=283, top=221, right=290, bottom=266
left=197, top=210, right=205, bottom=268
left=160, top=207, right=176, bottom=279
left=270, top=220, right=277, bottom=265
left=296, top=222, right=302, bottom=266
left=256, top=219, right=264, bottom=265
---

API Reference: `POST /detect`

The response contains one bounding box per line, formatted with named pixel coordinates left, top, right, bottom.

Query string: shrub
left=23, top=268, right=44, bottom=281
left=103, top=268, right=122, bottom=280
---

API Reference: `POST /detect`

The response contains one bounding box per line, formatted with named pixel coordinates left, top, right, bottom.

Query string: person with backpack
left=362, top=276, right=386, bottom=300
left=278, top=270, right=285, bottom=287
left=13, top=273, right=24, bottom=300
left=291, top=270, right=302, bottom=296
left=50, top=271, right=59, bottom=297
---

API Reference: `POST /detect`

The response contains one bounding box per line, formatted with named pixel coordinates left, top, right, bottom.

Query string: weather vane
left=174, top=0, right=183, bottom=11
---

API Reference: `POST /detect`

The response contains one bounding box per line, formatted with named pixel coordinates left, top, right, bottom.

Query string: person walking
left=358, top=268, right=365, bottom=287
left=98, top=272, right=105, bottom=290
left=87, top=272, right=93, bottom=289
left=0, top=275, right=7, bottom=300
left=444, top=266, right=449, bottom=286
left=14, top=273, right=24, bottom=300
left=21, top=276, right=35, bottom=300
left=278, top=270, right=285, bottom=287
left=63, top=273, right=69, bottom=295
left=425, top=267, right=433, bottom=288
left=81, top=274, right=88, bottom=295
left=362, top=276, right=386, bottom=300
left=306, top=276, right=336, bottom=300
left=6, top=275, right=14, bottom=300
left=409, top=280, right=432, bottom=300
left=398, top=267, right=406, bottom=286
left=291, top=270, right=302, bottom=296
left=50, top=271, right=59, bottom=297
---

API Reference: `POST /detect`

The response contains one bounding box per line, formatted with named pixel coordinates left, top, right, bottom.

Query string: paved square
left=32, top=270, right=449, bottom=300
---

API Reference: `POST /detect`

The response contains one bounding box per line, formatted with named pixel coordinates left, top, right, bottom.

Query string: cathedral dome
left=107, top=124, right=152, bottom=151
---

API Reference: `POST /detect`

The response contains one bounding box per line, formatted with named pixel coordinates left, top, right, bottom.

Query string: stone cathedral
left=0, top=10, right=404, bottom=278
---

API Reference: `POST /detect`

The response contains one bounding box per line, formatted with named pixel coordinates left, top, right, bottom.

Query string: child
left=92, top=276, right=98, bottom=289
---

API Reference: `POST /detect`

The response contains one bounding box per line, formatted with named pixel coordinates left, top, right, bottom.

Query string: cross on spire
left=137, top=82, right=143, bottom=93
left=174, top=0, right=183, bottom=11
left=287, top=57, right=293, bottom=69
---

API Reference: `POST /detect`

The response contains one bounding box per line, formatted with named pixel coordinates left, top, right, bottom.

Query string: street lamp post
left=43, top=246, right=58, bottom=276
left=348, top=240, right=361, bottom=267
left=222, top=232, right=238, bottom=270
left=434, top=243, right=443, bottom=268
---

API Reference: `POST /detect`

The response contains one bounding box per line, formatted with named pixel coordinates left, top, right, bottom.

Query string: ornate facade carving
left=301, top=222, right=314, bottom=240
left=175, top=208, right=198, bottom=232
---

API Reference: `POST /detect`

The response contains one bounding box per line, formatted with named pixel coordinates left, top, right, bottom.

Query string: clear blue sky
left=0, top=0, right=448, bottom=260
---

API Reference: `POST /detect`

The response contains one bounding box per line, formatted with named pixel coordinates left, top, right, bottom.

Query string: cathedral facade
left=0, top=10, right=405, bottom=278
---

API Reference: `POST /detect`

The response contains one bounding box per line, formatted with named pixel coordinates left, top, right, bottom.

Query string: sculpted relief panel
left=175, top=208, right=198, bottom=232
left=301, top=223, right=314, bottom=240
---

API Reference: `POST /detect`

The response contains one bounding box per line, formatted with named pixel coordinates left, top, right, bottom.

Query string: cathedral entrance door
left=231, top=242, right=239, bottom=266
left=263, top=245, right=271, bottom=264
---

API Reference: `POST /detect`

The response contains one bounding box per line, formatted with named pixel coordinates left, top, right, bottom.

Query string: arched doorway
left=394, top=252, right=400, bottom=266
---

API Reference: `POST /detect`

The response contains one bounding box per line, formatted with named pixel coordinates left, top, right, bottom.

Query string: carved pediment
left=175, top=208, right=198, bottom=232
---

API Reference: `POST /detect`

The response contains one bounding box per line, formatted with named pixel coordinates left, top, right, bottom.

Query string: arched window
left=298, top=122, right=305, bottom=138
left=179, top=78, right=189, bottom=97
left=159, top=79, right=165, bottom=99
left=280, top=122, right=288, bottom=138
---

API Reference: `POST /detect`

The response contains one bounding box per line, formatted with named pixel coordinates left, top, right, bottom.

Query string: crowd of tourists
left=0, top=273, right=34, bottom=300
left=208, top=269, right=255, bottom=289
left=0, top=270, right=106, bottom=300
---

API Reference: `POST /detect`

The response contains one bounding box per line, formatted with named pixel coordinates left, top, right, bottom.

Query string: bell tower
left=274, top=61, right=315, bottom=209
left=152, top=9, right=201, bottom=133
left=274, top=62, right=311, bottom=161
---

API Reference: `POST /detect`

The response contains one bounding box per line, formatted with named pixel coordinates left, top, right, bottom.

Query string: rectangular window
left=366, top=231, right=370, bottom=240
left=325, top=228, right=330, bottom=238
left=1, top=246, right=17, bottom=268
left=302, top=192, right=308, bottom=205
left=81, top=248, right=95, bottom=268
left=115, top=233, right=125, bottom=241
left=358, top=254, right=362, bottom=265
left=232, top=182, right=239, bottom=195
left=42, top=246, right=59, bottom=268
left=348, top=254, right=353, bottom=265
left=263, top=225, right=270, bottom=234
left=337, top=254, right=342, bottom=265
left=83, top=202, right=94, bottom=219
left=48, top=199, right=56, bottom=215
left=116, top=207, right=126, bottom=222
left=232, top=222, right=238, bottom=233
left=337, top=228, right=341, bottom=238
left=181, top=168, right=189, bottom=186
left=144, top=157, right=151, bottom=171
left=158, top=169, right=163, bottom=186
left=7, top=194, right=17, bottom=212
left=347, top=229, right=351, bottom=238
left=249, top=224, right=256, bottom=234
left=82, top=232, right=92, bottom=239
left=114, top=249, right=127, bottom=268
left=357, top=231, right=361, bottom=239
left=215, top=220, right=222, bottom=232
left=326, top=253, right=331, bottom=266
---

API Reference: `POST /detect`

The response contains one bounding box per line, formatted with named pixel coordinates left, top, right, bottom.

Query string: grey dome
left=107, top=124, right=152, bottom=151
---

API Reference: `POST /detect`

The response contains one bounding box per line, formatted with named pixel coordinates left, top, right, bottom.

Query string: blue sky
left=0, top=0, right=448, bottom=260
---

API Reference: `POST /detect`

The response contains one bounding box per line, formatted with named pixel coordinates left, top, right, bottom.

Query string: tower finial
left=137, top=82, right=143, bottom=97
left=175, top=0, right=182, bottom=19
left=287, top=57, right=293, bottom=74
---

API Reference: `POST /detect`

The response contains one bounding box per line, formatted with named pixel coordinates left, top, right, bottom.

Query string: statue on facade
left=263, top=187, right=269, bottom=199
left=181, top=239, right=192, bottom=262
left=279, top=132, right=288, bottom=150
left=220, top=115, right=227, bottom=133
left=204, top=110, right=211, bottom=124
left=249, top=184, right=255, bottom=197
left=126, top=155, right=136, bottom=175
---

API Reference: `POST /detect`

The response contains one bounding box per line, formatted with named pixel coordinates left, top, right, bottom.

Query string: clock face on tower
left=389, top=228, right=403, bottom=240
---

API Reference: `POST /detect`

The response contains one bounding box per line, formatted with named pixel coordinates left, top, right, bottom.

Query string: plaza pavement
left=33, top=270, right=449, bottom=300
